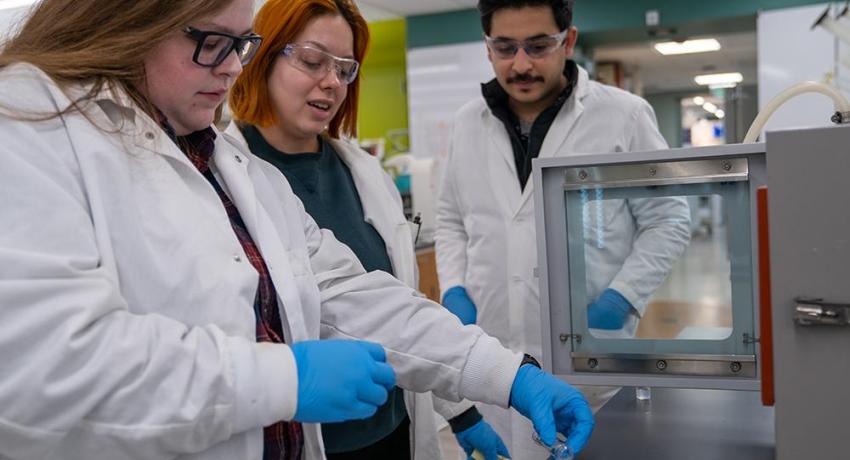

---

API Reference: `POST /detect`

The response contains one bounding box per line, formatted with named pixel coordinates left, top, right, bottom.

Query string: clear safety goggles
left=280, top=43, right=360, bottom=85
left=485, top=29, right=568, bottom=60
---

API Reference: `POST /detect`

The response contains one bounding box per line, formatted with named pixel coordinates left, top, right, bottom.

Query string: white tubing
left=743, top=81, right=850, bottom=143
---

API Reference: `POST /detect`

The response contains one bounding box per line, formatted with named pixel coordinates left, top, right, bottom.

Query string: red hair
left=229, top=0, right=369, bottom=138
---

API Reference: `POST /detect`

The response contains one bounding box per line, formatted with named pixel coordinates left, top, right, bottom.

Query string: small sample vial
left=532, top=431, right=574, bottom=460
left=636, top=386, right=652, bottom=401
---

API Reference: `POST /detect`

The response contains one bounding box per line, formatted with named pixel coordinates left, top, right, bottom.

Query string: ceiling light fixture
left=654, top=38, right=721, bottom=56
left=695, top=72, right=743, bottom=86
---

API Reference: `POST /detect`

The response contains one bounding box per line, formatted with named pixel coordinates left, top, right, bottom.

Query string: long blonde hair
left=0, top=0, right=235, bottom=116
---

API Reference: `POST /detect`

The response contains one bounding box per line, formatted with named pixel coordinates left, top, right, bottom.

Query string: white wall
left=0, top=5, right=32, bottom=41
left=757, top=3, right=847, bottom=137
left=406, top=41, right=494, bottom=160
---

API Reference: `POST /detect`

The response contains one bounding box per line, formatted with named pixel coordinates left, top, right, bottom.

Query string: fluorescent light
left=0, top=0, right=38, bottom=11
left=654, top=38, right=721, bottom=56
left=703, top=102, right=718, bottom=113
left=692, top=96, right=705, bottom=105
left=709, top=83, right=738, bottom=89
left=715, top=109, right=726, bottom=119
left=695, top=72, right=743, bottom=86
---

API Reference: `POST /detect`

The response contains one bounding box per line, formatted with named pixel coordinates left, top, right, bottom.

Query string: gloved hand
left=455, top=419, right=511, bottom=460
left=442, top=285, right=477, bottom=325
left=291, top=339, right=396, bottom=423
left=509, top=364, right=594, bottom=455
left=587, top=288, right=633, bottom=330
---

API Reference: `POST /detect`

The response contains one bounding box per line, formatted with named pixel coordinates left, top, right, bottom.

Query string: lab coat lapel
left=331, top=139, right=416, bottom=286
left=219, top=126, right=311, bottom=342
left=486, top=111, right=524, bottom=217
left=513, top=67, right=588, bottom=217
left=213, top=136, right=259, bottom=235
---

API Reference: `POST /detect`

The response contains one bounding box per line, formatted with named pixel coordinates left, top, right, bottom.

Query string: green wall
left=408, top=0, right=827, bottom=48
left=358, top=19, right=409, bottom=156
left=645, top=92, right=687, bottom=148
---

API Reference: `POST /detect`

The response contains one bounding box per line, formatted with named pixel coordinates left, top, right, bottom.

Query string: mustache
left=507, top=73, right=544, bottom=84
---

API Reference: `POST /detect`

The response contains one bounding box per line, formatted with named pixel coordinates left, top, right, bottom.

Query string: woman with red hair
left=228, top=1, right=508, bottom=458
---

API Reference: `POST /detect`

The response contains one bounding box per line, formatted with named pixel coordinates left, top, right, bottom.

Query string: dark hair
left=477, top=0, right=574, bottom=35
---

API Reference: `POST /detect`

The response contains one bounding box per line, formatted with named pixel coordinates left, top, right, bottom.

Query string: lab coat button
left=233, top=254, right=242, bottom=263
left=144, top=132, right=155, bottom=140
left=235, top=155, right=242, bottom=163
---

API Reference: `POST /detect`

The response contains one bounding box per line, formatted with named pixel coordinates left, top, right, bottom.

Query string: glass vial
left=636, top=386, right=652, bottom=401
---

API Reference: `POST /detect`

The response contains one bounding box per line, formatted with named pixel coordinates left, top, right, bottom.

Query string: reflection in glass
left=636, top=195, right=733, bottom=340
left=577, top=192, right=733, bottom=340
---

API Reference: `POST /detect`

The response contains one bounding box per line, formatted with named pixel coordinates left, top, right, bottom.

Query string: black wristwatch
left=520, top=353, right=541, bottom=368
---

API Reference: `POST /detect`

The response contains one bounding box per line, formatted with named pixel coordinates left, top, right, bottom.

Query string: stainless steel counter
left=578, top=387, right=774, bottom=459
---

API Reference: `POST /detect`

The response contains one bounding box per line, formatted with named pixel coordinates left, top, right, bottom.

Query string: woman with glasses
left=0, top=0, right=595, bottom=459
left=228, top=1, right=511, bottom=459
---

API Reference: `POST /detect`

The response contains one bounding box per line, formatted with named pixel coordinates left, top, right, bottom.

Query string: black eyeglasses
left=184, top=26, right=263, bottom=67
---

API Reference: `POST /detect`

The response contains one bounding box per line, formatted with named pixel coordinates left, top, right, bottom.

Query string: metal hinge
left=794, top=297, right=850, bottom=326
left=559, top=333, right=582, bottom=344
left=743, top=333, right=759, bottom=345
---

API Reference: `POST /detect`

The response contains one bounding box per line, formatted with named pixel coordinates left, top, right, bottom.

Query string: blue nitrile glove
left=442, top=285, right=477, bottom=325
left=587, top=288, right=633, bottom=330
left=509, top=365, right=594, bottom=455
left=291, top=340, right=396, bottom=423
left=456, top=419, right=511, bottom=460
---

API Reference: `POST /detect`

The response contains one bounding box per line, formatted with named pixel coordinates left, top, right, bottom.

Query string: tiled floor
left=636, top=227, right=734, bottom=339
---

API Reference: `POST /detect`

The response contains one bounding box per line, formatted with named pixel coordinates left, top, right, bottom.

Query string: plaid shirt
left=164, top=124, right=303, bottom=460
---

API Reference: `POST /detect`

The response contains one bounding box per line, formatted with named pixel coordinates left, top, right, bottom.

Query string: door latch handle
left=794, top=297, right=850, bottom=326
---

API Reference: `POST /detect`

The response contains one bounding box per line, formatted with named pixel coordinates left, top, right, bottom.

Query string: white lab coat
left=225, top=124, right=474, bottom=459
left=435, top=66, right=691, bottom=458
left=0, top=63, right=523, bottom=460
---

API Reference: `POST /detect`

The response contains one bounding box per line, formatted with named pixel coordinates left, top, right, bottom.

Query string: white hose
left=743, top=81, right=850, bottom=143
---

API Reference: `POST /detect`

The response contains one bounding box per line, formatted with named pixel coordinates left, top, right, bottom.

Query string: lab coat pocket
left=406, top=220, right=419, bottom=246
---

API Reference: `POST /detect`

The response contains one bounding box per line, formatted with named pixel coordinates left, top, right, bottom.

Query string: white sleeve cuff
left=432, top=396, right=474, bottom=420
left=438, top=279, right=465, bottom=299
left=228, top=337, right=298, bottom=433
left=609, top=280, right=644, bottom=316
left=459, top=335, right=523, bottom=408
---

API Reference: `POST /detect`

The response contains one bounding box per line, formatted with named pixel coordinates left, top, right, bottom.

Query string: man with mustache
left=435, top=0, right=692, bottom=458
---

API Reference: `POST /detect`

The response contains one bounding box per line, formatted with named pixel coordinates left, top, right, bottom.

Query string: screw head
left=649, top=167, right=657, bottom=176
left=588, top=358, right=598, bottom=369
left=722, top=162, right=732, bottom=171
left=559, top=334, right=569, bottom=343
left=656, top=360, right=668, bottom=371
left=578, top=170, right=588, bottom=180
left=730, top=361, right=742, bottom=373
